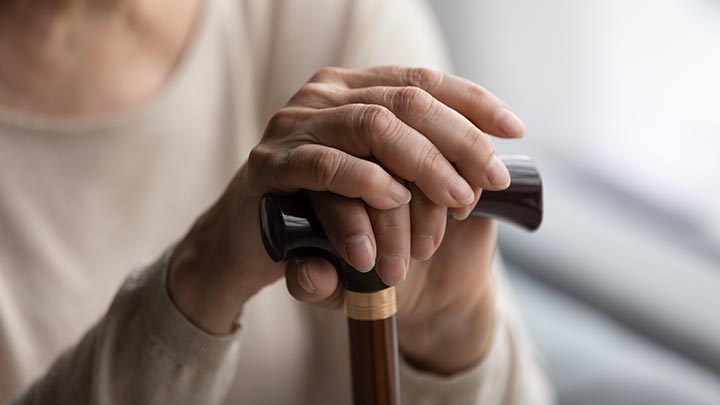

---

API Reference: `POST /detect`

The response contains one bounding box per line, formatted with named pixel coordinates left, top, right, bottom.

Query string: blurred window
left=431, top=0, right=720, bottom=257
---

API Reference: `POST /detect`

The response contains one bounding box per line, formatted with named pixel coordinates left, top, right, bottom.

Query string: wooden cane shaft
left=348, top=316, right=400, bottom=405
left=345, top=287, right=400, bottom=405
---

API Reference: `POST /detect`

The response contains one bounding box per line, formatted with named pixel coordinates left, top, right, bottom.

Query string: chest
left=0, top=19, right=260, bottom=388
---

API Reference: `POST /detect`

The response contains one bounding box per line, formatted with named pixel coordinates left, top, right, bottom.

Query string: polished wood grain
left=348, top=316, right=400, bottom=405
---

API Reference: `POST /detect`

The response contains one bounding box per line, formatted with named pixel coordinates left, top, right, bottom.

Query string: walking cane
left=259, top=154, right=543, bottom=405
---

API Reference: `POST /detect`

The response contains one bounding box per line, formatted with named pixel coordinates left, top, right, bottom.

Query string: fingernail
left=486, top=154, right=511, bottom=189
left=412, top=235, right=435, bottom=260
left=346, top=234, right=375, bottom=271
left=389, top=181, right=412, bottom=205
left=497, top=107, right=525, bottom=137
left=447, top=175, right=475, bottom=205
left=450, top=207, right=472, bottom=221
left=378, top=255, right=407, bottom=285
left=297, top=261, right=315, bottom=294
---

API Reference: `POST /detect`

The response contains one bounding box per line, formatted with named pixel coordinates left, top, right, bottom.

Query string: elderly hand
left=169, top=67, right=524, bottom=370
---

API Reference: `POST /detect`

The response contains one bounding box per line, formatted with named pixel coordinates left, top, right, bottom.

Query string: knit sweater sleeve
left=10, top=249, right=241, bottom=405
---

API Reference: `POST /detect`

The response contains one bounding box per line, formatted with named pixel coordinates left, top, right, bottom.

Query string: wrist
left=168, top=239, right=251, bottom=336
left=168, top=172, right=283, bottom=335
left=398, top=277, right=496, bottom=375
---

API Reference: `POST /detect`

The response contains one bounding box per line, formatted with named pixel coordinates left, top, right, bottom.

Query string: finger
left=304, top=104, right=476, bottom=207
left=250, top=143, right=411, bottom=210
left=449, top=186, right=482, bottom=221
left=368, top=203, right=411, bottom=286
left=311, top=85, right=511, bottom=190
left=336, top=66, right=526, bottom=139
left=308, top=192, right=377, bottom=271
left=285, top=257, right=343, bottom=309
left=408, top=183, right=447, bottom=261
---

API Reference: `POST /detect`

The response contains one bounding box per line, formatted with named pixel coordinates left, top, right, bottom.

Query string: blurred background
left=426, top=0, right=720, bottom=403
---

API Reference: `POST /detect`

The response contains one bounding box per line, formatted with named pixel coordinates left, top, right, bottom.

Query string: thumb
left=285, top=257, right=344, bottom=309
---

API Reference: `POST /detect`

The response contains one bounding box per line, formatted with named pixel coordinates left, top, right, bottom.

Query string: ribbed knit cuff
left=137, top=247, right=241, bottom=370
left=399, top=317, right=511, bottom=405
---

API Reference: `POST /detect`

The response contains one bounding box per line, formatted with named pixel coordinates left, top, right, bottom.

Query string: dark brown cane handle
left=259, top=154, right=543, bottom=292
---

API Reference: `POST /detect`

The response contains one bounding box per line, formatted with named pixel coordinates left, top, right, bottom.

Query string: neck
left=0, top=0, right=201, bottom=115
left=0, top=0, right=156, bottom=67
left=0, top=0, right=140, bottom=41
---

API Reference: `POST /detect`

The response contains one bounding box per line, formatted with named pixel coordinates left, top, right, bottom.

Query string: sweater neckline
left=0, top=0, right=214, bottom=135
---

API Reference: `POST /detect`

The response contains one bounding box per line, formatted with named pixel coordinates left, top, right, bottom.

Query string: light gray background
left=427, top=1, right=720, bottom=403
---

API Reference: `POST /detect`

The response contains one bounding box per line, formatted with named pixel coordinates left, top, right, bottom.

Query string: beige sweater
left=0, top=0, right=553, bottom=403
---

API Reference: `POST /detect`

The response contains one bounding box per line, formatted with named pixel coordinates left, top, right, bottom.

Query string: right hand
left=168, top=66, right=524, bottom=335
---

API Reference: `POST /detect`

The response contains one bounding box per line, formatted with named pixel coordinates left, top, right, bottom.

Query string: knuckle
left=374, top=213, right=410, bottom=234
left=393, top=86, right=434, bottom=117
left=266, top=107, right=301, bottom=133
left=336, top=202, right=371, bottom=239
left=309, top=149, right=343, bottom=189
left=364, top=162, right=388, bottom=190
left=248, top=145, right=277, bottom=177
left=249, top=145, right=291, bottom=189
left=462, top=126, right=493, bottom=159
left=292, top=82, right=329, bottom=103
left=271, top=151, right=293, bottom=189
left=311, top=66, right=345, bottom=82
left=405, top=67, right=443, bottom=89
left=356, top=104, right=397, bottom=140
left=418, top=146, right=444, bottom=176
left=465, top=83, right=490, bottom=102
left=248, top=144, right=272, bottom=168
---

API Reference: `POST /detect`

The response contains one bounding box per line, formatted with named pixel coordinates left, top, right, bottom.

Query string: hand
left=397, top=216, right=499, bottom=374
left=285, top=196, right=501, bottom=374
left=168, top=66, right=524, bottom=339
